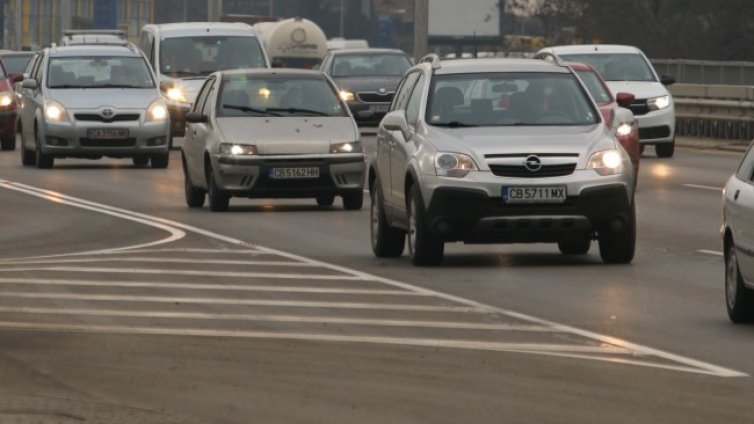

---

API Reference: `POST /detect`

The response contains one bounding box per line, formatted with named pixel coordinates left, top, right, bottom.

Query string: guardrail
left=671, top=83, right=754, bottom=140
left=651, top=59, right=754, bottom=85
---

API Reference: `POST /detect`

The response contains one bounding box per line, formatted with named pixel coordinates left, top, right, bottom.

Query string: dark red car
left=0, top=58, right=22, bottom=151
left=568, top=62, right=640, bottom=179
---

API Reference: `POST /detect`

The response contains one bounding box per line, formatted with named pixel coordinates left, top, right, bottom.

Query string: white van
left=139, top=22, right=270, bottom=144
left=538, top=45, right=677, bottom=157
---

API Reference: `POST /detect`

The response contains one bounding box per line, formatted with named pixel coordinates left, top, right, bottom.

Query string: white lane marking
left=683, top=183, right=723, bottom=192
left=0, top=306, right=552, bottom=332
left=0, top=257, right=315, bottom=267
left=0, top=181, right=746, bottom=377
left=0, top=278, right=424, bottom=296
left=0, top=292, right=473, bottom=312
left=0, top=248, right=272, bottom=263
left=698, top=249, right=724, bottom=257
left=0, top=266, right=362, bottom=281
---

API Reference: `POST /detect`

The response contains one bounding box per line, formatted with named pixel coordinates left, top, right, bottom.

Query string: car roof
left=433, top=58, right=571, bottom=75
left=544, top=45, right=643, bottom=55
left=330, top=48, right=408, bottom=56
left=144, top=22, right=258, bottom=38
left=49, top=45, right=143, bottom=58
left=219, top=68, right=326, bottom=79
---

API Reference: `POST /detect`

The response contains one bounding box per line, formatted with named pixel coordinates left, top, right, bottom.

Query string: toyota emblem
left=101, top=108, right=114, bottom=118
left=523, top=155, right=543, bottom=172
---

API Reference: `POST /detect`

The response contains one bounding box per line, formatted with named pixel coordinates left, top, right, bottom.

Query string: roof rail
left=534, top=51, right=567, bottom=67
left=419, top=53, right=441, bottom=69
left=62, top=29, right=126, bottom=38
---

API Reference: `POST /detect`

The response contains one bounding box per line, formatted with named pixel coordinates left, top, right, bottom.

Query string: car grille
left=628, top=100, right=650, bottom=116
left=74, top=114, right=140, bottom=122
left=357, top=91, right=394, bottom=103
left=488, top=163, right=577, bottom=178
left=638, top=125, right=671, bottom=140
left=79, top=138, right=136, bottom=147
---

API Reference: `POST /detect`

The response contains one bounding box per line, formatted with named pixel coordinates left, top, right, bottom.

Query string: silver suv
left=369, top=55, right=636, bottom=266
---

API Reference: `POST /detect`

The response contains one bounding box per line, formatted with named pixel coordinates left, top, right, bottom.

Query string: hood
left=49, top=88, right=159, bottom=110
left=160, top=75, right=207, bottom=103
left=424, top=124, right=613, bottom=158
left=332, top=76, right=401, bottom=93
left=605, top=81, right=670, bottom=100
left=216, top=116, right=358, bottom=155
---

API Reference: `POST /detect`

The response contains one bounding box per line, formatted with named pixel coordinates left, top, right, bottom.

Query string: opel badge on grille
left=524, top=155, right=543, bottom=172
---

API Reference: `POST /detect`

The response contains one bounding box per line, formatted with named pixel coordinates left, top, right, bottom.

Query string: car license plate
left=502, top=186, right=567, bottom=204
left=87, top=128, right=129, bottom=139
left=371, top=104, right=390, bottom=113
left=269, top=167, right=320, bottom=179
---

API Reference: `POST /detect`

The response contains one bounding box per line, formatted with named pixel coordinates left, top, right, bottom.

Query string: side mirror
left=660, top=75, right=676, bottom=86
left=21, top=79, right=38, bottom=90
left=382, top=111, right=409, bottom=135
left=185, top=112, right=208, bottom=124
left=615, top=92, right=635, bottom=108
left=10, top=72, right=24, bottom=83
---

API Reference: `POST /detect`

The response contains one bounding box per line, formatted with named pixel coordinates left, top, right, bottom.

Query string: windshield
left=560, top=53, right=656, bottom=82
left=47, top=56, right=155, bottom=88
left=1, top=55, right=32, bottom=74
left=332, top=53, right=411, bottom=77
left=217, top=75, right=347, bottom=118
left=575, top=69, right=612, bottom=104
left=426, top=72, right=599, bottom=127
left=160, top=36, right=266, bottom=77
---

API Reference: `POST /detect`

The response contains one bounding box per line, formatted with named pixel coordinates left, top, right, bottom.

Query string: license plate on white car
left=87, top=128, right=128, bottom=139
left=269, top=167, right=320, bottom=179
left=371, top=104, right=390, bottom=113
left=503, top=186, right=567, bottom=204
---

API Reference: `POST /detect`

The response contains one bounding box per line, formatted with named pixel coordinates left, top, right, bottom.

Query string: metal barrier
left=652, top=59, right=754, bottom=85
left=671, top=83, right=754, bottom=140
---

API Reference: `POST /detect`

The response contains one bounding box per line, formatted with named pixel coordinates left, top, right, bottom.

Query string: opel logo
left=101, top=108, right=114, bottom=118
left=523, top=155, right=543, bottom=172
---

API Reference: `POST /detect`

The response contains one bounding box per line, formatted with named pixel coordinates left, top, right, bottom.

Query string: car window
left=560, top=53, right=657, bottom=82
left=31, top=54, right=44, bottom=81
left=200, top=78, right=217, bottom=116
left=1, top=55, right=33, bottom=74
left=736, top=146, right=754, bottom=182
left=332, top=53, right=411, bottom=77
left=575, top=69, right=612, bottom=104
left=391, top=71, right=419, bottom=112
left=47, top=56, right=155, bottom=88
left=192, top=78, right=213, bottom=114
left=160, top=36, right=266, bottom=77
left=406, top=73, right=425, bottom=127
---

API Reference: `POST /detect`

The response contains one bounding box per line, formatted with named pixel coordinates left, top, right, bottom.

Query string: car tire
left=725, top=241, right=754, bottom=323
left=655, top=141, right=675, bottom=158
left=20, top=136, right=35, bottom=167
left=151, top=152, right=169, bottom=169
left=407, top=185, right=444, bottom=266
left=183, top=158, right=205, bottom=209
left=34, top=129, right=53, bottom=169
left=132, top=156, right=149, bottom=168
left=558, top=236, right=591, bottom=255
left=370, top=180, right=405, bottom=258
left=316, top=196, right=334, bottom=207
left=598, top=204, right=636, bottom=264
left=342, top=192, right=364, bottom=211
left=1, top=135, right=15, bottom=151
left=208, top=168, right=230, bottom=212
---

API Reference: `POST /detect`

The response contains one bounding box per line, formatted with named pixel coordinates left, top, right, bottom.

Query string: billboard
left=428, top=0, right=501, bottom=39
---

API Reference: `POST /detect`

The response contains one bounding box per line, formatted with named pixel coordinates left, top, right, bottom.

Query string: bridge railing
left=670, top=83, right=754, bottom=140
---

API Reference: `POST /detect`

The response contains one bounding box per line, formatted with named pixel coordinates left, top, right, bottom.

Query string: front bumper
left=634, top=105, right=675, bottom=144
left=212, top=153, right=366, bottom=198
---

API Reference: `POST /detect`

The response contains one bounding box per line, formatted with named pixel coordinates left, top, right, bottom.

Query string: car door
left=185, top=77, right=216, bottom=185
left=379, top=71, right=419, bottom=216
left=728, top=147, right=754, bottom=281
left=390, top=72, right=426, bottom=213
left=21, top=53, right=44, bottom=148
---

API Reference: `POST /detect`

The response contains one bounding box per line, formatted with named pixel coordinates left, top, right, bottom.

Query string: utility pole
left=208, top=0, right=223, bottom=22
left=413, top=0, right=429, bottom=61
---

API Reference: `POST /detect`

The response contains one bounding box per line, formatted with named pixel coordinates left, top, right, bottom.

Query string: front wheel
left=183, top=163, right=205, bottom=208
left=598, top=205, right=636, bottom=264
left=655, top=141, right=675, bottom=158
left=342, top=192, right=364, bottom=211
left=407, top=185, right=444, bottom=266
left=725, top=241, right=754, bottom=323
left=1, top=135, right=15, bottom=151
left=208, top=169, right=230, bottom=212
left=35, top=130, right=53, bottom=169
left=151, top=152, right=169, bottom=169
left=370, top=180, right=405, bottom=257
left=20, top=136, right=35, bottom=167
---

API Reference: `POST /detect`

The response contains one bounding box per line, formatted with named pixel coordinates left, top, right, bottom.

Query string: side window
left=736, top=146, right=754, bottom=182
left=391, top=71, right=420, bottom=112
left=139, top=32, right=149, bottom=53
left=32, top=55, right=45, bottom=82
left=200, top=79, right=217, bottom=116
left=192, top=78, right=213, bottom=114
left=405, top=74, right=426, bottom=127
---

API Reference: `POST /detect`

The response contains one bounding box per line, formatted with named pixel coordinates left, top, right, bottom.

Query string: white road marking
left=0, top=306, right=552, bottom=332
left=0, top=292, right=474, bottom=312
left=698, top=249, right=724, bottom=257
left=0, top=257, right=316, bottom=267
left=683, top=183, right=723, bottom=192
left=0, top=180, right=746, bottom=377
left=0, top=278, right=424, bottom=296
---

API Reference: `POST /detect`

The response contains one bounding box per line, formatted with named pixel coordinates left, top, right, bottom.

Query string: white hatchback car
left=538, top=45, right=676, bottom=158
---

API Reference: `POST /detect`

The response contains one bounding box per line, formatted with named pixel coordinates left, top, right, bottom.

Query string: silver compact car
left=181, top=69, right=365, bottom=212
left=722, top=146, right=754, bottom=322
left=18, top=44, right=170, bottom=169
left=370, top=55, right=636, bottom=266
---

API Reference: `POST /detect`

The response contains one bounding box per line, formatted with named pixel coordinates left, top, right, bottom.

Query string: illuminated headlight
left=616, top=122, right=633, bottom=137
left=647, top=95, right=670, bottom=111
left=219, top=143, right=257, bottom=155
left=146, top=100, right=168, bottom=122
left=435, top=152, right=477, bottom=178
left=339, top=90, right=355, bottom=102
left=0, top=92, right=14, bottom=108
left=330, top=142, right=362, bottom=154
left=44, top=99, right=69, bottom=122
left=163, top=85, right=187, bottom=103
left=587, top=149, right=626, bottom=176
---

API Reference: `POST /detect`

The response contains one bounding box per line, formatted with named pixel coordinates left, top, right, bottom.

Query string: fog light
left=45, top=136, right=68, bottom=146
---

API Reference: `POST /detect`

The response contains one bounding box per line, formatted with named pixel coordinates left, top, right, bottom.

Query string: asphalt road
left=0, top=138, right=753, bottom=423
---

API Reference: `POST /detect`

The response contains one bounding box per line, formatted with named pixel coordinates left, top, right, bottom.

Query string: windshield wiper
left=432, top=121, right=478, bottom=128
left=266, top=107, right=332, bottom=117
left=48, top=84, right=87, bottom=89
left=222, top=104, right=284, bottom=117
left=90, top=84, right=147, bottom=89
left=165, top=70, right=203, bottom=77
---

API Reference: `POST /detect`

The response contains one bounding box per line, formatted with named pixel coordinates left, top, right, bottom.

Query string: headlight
left=435, top=152, right=478, bottom=178
left=647, top=95, right=670, bottom=111
left=0, top=91, right=14, bottom=108
left=330, top=142, right=362, bottom=154
left=616, top=122, right=633, bottom=137
left=146, top=100, right=168, bottom=122
left=219, top=143, right=257, bottom=155
left=339, top=90, right=355, bottom=102
left=162, top=85, right=187, bottom=103
left=587, top=149, right=626, bottom=176
left=44, top=99, right=69, bottom=122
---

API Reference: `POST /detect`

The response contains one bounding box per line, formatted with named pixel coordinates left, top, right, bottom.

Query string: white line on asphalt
left=0, top=180, right=746, bottom=377
left=0, top=278, right=423, bottom=296
left=0, top=292, right=474, bottom=312
left=0, top=266, right=362, bottom=281
left=1, top=257, right=315, bottom=267
left=698, top=249, right=724, bottom=257
left=0, top=306, right=551, bottom=332
left=682, top=183, right=723, bottom=192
